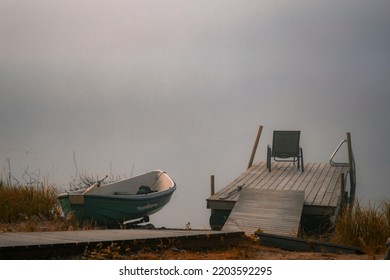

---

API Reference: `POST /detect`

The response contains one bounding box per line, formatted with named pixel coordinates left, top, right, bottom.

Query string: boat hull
left=57, top=170, right=176, bottom=227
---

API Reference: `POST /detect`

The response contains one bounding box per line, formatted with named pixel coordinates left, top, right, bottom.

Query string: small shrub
left=83, top=243, right=127, bottom=260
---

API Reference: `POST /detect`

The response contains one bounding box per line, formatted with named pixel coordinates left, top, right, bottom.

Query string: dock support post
left=210, top=175, right=215, bottom=196
left=346, top=132, right=356, bottom=208
left=247, top=125, right=263, bottom=169
left=340, top=173, right=346, bottom=208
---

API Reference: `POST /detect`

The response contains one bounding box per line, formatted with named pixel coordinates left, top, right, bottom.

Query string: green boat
left=57, top=170, right=176, bottom=227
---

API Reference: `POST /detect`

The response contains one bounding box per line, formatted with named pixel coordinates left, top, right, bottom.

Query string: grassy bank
left=0, top=181, right=84, bottom=232
left=331, top=200, right=390, bottom=255
left=0, top=181, right=61, bottom=223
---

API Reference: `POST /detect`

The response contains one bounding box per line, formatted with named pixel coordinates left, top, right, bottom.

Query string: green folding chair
left=267, top=130, right=304, bottom=172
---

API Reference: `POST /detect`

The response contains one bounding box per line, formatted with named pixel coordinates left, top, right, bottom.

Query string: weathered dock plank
left=314, top=166, right=341, bottom=206
left=0, top=229, right=242, bottom=248
left=212, top=163, right=264, bottom=201
left=293, top=162, right=317, bottom=192
left=279, top=162, right=310, bottom=191
left=0, top=229, right=244, bottom=259
left=256, top=162, right=289, bottom=190
left=329, top=172, right=346, bottom=207
left=321, top=166, right=343, bottom=206
left=274, top=162, right=302, bottom=190
left=305, top=163, right=333, bottom=205
left=222, top=189, right=304, bottom=236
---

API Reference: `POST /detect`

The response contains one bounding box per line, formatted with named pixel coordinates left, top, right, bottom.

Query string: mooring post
left=210, top=175, right=215, bottom=196
left=247, top=125, right=263, bottom=169
left=346, top=132, right=356, bottom=208
left=340, top=172, right=346, bottom=208
left=347, top=132, right=353, bottom=172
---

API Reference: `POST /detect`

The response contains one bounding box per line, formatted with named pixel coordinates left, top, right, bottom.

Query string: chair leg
left=267, top=146, right=271, bottom=172
left=300, top=148, right=304, bottom=172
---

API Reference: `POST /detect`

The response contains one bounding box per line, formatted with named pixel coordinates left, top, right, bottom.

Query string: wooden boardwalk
left=208, top=162, right=348, bottom=214
left=222, top=189, right=305, bottom=236
left=0, top=229, right=243, bottom=259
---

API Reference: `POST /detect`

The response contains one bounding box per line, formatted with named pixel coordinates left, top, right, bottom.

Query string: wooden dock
left=207, top=127, right=356, bottom=234
left=208, top=161, right=348, bottom=211
left=0, top=229, right=244, bottom=259
left=207, top=161, right=349, bottom=232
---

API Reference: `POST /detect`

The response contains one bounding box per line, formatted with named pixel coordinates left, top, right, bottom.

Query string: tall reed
left=332, top=200, right=390, bottom=255
left=0, top=181, right=61, bottom=223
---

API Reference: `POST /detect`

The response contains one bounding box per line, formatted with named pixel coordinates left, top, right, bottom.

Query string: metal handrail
left=329, top=139, right=349, bottom=166
left=330, top=135, right=357, bottom=208
left=329, top=137, right=356, bottom=177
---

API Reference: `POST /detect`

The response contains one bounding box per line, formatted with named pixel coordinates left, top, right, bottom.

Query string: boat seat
left=136, top=185, right=156, bottom=194
left=113, top=186, right=157, bottom=195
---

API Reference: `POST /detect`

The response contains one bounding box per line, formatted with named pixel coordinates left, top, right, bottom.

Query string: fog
left=1, top=0, right=389, bottom=228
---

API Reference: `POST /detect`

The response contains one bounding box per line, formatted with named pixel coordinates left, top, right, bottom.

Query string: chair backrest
left=272, top=130, right=300, bottom=158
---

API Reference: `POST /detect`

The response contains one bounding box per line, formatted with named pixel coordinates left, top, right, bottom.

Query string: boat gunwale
left=57, top=170, right=176, bottom=201
left=58, top=184, right=176, bottom=202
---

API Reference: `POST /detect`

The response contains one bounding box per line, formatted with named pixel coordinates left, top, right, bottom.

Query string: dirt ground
left=80, top=235, right=384, bottom=260
left=121, top=247, right=377, bottom=260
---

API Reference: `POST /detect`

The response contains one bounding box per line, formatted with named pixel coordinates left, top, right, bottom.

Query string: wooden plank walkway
left=222, top=189, right=304, bottom=236
left=0, top=229, right=244, bottom=259
left=207, top=162, right=349, bottom=215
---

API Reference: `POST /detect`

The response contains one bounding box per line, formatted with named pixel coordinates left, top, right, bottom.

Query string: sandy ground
left=122, top=247, right=379, bottom=260
left=80, top=235, right=384, bottom=260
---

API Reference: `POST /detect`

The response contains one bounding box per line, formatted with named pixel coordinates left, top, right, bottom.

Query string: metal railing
left=329, top=133, right=356, bottom=208
left=330, top=138, right=349, bottom=167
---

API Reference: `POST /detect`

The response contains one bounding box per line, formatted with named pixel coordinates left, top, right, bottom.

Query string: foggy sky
left=1, top=0, right=390, bottom=228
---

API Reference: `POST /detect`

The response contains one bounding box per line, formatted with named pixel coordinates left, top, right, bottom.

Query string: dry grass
left=81, top=236, right=264, bottom=260
left=0, top=181, right=61, bottom=223
left=0, top=214, right=102, bottom=233
left=331, top=200, right=390, bottom=256
left=0, top=181, right=101, bottom=232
